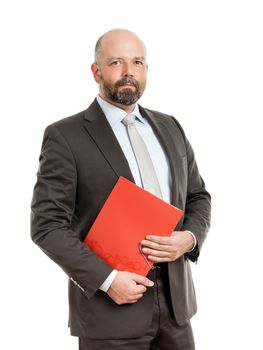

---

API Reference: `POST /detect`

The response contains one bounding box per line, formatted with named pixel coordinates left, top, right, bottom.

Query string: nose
left=122, top=61, right=134, bottom=77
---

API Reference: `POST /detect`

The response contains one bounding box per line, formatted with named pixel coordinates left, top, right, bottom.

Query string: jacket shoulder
left=47, top=110, right=86, bottom=130
left=41, top=110, right=89, bottom=145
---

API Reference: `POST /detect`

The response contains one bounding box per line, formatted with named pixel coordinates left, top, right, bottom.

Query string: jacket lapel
left=83, top=99, right=135, bottom=183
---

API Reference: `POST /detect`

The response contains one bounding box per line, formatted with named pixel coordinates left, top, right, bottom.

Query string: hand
left=140, top=231, right=194, bottom=263
left=107, top=271, right=154, bottom=305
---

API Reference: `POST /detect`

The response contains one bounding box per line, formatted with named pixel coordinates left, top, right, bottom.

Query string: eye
left=111, top=60, right=121, bottom=66
left=135, top=60, right=144, bottom=65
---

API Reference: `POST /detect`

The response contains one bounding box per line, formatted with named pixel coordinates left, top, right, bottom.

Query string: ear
left=91, top=63, right=101, bottom=84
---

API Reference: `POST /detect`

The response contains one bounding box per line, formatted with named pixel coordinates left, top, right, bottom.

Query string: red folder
left=84, top=176, right=184, bottom=276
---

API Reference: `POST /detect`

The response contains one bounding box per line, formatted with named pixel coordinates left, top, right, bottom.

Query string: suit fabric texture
left=31, top=99, right=211, bottom=339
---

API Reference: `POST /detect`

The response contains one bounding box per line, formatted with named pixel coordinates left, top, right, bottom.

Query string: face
left=91, top=31, right=148, bottom=108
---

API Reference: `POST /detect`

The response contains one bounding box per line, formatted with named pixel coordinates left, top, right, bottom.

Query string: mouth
left=119, top=83, right=136, bottom=88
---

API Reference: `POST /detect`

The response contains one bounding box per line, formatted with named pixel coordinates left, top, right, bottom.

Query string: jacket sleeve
left=172, top=117, right=212, bottom=262
left=30, top=124, right=112, bottom=298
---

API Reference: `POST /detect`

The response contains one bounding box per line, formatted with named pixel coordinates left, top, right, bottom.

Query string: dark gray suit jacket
left=31, top=99, right=211, bottom=339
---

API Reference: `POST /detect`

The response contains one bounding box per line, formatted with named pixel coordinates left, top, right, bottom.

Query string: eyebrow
left=134, top=56, right=146, bottom=62
left=107, top=56, right=146, bottom=63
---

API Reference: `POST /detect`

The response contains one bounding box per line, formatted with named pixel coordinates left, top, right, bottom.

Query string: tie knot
left=122, top=114, right=136, bottom=126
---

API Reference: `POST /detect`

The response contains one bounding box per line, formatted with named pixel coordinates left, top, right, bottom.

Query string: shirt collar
left=96, top=95, right=145, bottom=129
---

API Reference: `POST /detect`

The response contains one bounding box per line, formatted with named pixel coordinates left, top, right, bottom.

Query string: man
left=31, top=29, right=211, bottom=349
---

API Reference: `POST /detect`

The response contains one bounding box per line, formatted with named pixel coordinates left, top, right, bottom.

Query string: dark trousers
left=79, top=268, right=195, bottom=350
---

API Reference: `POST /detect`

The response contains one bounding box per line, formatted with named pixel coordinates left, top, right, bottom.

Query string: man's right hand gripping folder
left=84, top=176, right=184, bottom=276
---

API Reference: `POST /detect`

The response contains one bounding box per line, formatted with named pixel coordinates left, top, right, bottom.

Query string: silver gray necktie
left=122, top=114, right=162, bottom=198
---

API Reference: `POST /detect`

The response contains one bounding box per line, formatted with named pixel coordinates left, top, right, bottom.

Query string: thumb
left=132, top=273, right=154, bottom=287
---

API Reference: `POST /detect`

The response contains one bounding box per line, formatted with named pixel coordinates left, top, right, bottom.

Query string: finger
left=144, top=235, right=173, bottom=245
left=141, top=240, right=172, bottom=251
left=118, top=299, right=139, bottom=305
left=147, top=255, right=174, bottom=263
left=134, top=285, right=147, bottom=294
left=128, top=298, right=141, bottom=304
left=127, top=293, right=144, bottom=303
left=132, top=274, right=154, bottom=287
left=142, top=247, right=171, bottom=257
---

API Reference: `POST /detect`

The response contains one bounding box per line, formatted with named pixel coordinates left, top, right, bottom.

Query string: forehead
left=100, top=31, right=146, bottom=60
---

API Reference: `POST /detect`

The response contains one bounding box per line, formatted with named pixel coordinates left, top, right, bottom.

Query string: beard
left=100, top=76, right=146, bottom=105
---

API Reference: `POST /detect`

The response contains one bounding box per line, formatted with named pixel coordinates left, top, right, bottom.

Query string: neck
left=98, top=94, right=136, bottom=113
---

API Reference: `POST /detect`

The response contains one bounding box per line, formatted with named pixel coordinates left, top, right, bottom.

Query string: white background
left=1, top=0, right=263, bottom=349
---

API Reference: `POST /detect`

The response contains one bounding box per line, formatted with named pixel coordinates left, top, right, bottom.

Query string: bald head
left=94, top=29, right=146, bottom=66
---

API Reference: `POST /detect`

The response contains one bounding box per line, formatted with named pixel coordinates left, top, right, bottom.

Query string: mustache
left=115, top=78, right=139, bottom=89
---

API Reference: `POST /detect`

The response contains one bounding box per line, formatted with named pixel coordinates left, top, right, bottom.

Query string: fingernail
left=149, top=280, right=154, bottom=287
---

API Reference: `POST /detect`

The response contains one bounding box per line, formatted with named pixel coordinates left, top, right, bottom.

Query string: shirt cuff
left=99, top=270, right=118, bottom=292
left=185, top=231, right=197, bottom=252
